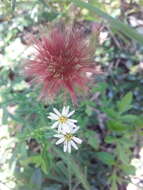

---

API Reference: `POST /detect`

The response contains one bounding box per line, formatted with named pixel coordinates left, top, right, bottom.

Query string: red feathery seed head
left=25, top=27, right=100, bottom=103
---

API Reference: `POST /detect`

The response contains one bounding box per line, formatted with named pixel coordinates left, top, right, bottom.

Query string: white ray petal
left=67, top=120, right=77, bottom=126
left=64, top=106, right=70, bottom=116
left=72, top=126, right=80, bottom=134
left=54, top=134, right=64, bottom=138
left=71, top=140, right=78, bottom=150
left=61, top=130, right=67, bottom=135
left=67, top=122, right=77, bottom=130
left=58, top=123, right=62, bottom=133
left=51, top=121, right=59, bottom=129
left=68, top=119, right=77, bottom=123
left=67, top=110, right=75, bottom=117
left=56, top=138, right=65, bottom=145
left=68, top=141, right=71, bottom=153
left=47, top=116, right=54, bottom=120
left=62, top=125, right=72, bottom=133
left=49, top=113, right=59, bottom=120
left=61, top=122, right=71, bottom=130
left=53, top=108, right=61, bottom=116
left=73, top=137, right=82, bottom=144
left=62, top=106, right=66, bottom=115
left=64, top=141, right=68, bottom=152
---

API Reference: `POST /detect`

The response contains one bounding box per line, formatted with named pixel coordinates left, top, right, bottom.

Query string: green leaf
left=103, top=108, right=119, bottom=119
left=110, top=175, right=118, bottom=190
left=105, top=136, right=119, bottom=144
left=21, top=155, right=42, bottom=167
left=117, top=92, right=133, bottom=113
left=41, top=148, right=52, bottom=174
left=121, top=114, right=138, bottom=122
left=96, top=152, right=115, bottom=166
left=88, top=137, right=99, bottom=150
left=133, top=116, right=143, bottom=129
left=85, top=105, right=92, bottom=116
left=43, top=184, right=62, bottom=190
left=120, top=164, right=135, bottom=175
left=107, top=119, right=128, bottom=132
left=92, top=82, right=107, bottom=93
left=117, top=144, right=129, bottom=164
left=72, top=0, right=143, bottom=45
left=41, top=157, right=48, bottom=174
left=85, top=130, right=99, bottom=150
left=21, top=154, right=48, bottom=174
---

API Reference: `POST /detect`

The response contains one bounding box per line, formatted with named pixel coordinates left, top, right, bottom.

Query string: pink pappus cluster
left=25, top=26, right=101, bottom=104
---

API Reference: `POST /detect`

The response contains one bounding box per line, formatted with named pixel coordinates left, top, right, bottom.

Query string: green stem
left=68, top=154, right=72, bottom=190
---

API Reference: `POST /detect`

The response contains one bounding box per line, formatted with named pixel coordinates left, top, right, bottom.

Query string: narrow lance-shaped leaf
left=117, top=92, right=133, bottom=113
left=96, top=151, right=115, bottom=166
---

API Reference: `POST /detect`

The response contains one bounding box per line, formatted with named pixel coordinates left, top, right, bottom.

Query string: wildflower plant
left=24, top=26, right=99, bottom=154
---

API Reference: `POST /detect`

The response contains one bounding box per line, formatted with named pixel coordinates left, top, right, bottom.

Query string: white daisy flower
left=48, top=106, right=77, bottom=132
left=54, top=127, right=82, bottom=153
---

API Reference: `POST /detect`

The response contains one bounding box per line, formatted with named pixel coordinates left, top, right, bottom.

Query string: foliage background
left=0, top=0, right=143, bottom=190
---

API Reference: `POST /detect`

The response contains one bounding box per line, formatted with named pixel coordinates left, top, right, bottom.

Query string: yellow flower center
left=59, top=116, right=68, bottom=124
left=64, top=133, right=73, bottom=141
